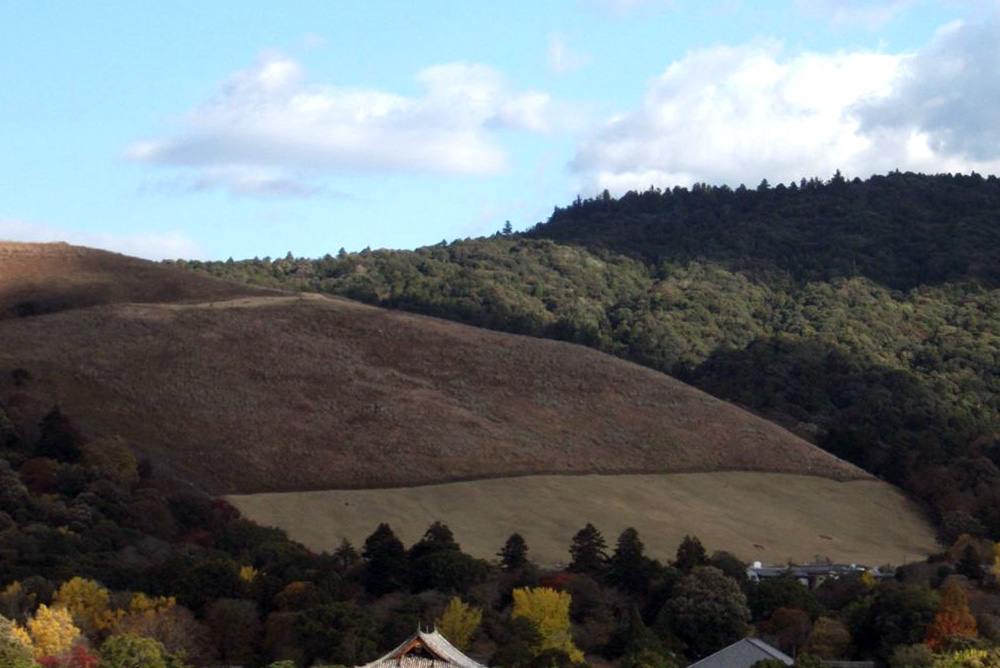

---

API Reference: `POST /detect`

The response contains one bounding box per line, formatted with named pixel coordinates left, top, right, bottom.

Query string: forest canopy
left=176, top=172, right=1000, bottom=540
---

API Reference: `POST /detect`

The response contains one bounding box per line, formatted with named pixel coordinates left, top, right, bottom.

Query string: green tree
left=568, top=523, right=608, bottom=577
left=499, top=533, right=530, bottom=572
left=608, top=528, right=657, bottom=595
left=0, top=615, right=37, bottom=668
left=36, top=406, right=83, bottom=463
left=674, top=536, right=708, bottom=573
left=332, top=539, right=359, bottom=573
left=661, top=566, right=751, bottom=659
left=849, top=583, right=938, bottom=663
left=296, top=602, right=378, bottom=666
left=362, top=524, right=409, bottom=596
left=98, top=633, right=172, bottom=668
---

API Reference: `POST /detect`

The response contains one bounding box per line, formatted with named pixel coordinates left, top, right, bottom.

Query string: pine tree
left=409, top=521, right=459, bottom=562
left=568, top=523, right=608, bottom=576
left=333, top=538, right=360, bottom=573
left=36, top=406, right=83, bottom=463
left=361, top=524, right=409, bottom=596
left=674, top=535, right=708, bottom=572
left=498, top=533, right=529, bottom=572
left=608, top=528, right=655, bottom=594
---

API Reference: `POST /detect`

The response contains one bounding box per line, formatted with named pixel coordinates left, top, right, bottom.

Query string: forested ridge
left=178, top=171, right=1000, bottom=540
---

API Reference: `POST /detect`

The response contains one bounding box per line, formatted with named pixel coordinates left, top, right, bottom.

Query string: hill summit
left=0, top=241, right=866, bottom=494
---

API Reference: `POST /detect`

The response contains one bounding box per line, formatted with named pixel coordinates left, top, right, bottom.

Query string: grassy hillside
left=0, top=245, right=866, bottom=494
left=228, top=471, right=938, bottom=567
left=182, top=172, right=1000, bottom=539
left=0, top=241, right=272, bottom=318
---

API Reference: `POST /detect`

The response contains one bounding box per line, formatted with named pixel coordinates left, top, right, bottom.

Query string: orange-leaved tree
left=925, top=580, right=977, bottom=649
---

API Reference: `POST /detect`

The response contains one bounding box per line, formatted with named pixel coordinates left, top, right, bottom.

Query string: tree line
left=176, top=172, right=1000, bottom=540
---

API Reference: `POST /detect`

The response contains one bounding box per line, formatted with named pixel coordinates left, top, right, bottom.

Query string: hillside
left=228, top=472, right=937, bottom=567
left=183, top=172, right=1000, bottom=539
left=0, top=250, right=866, bottom=492
left=0, top=241, right=272, bottom=317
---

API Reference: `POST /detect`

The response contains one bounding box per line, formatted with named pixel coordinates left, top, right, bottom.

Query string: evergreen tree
left=957, top=545, right=985, bottom=581
left=409, top=521, right=459, bottom=562
left=568, top=523, right=608, bottom=576
left=499, top=533, right=530, bottom=572
left=36, top=406, right=84, bottom=462
left=621, top=605, right=675, bottom=668
left=409, top=522, right=487, bottom=594
left=361, top=524, right=409, bottom=596
left=332, top=538, right=360, bottom=573
left=608, top=528, right=656, bottom=595
left=674, top=535, right=708, bottom=572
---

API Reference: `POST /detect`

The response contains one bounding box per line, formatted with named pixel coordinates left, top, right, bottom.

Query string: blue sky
left=1, top=0, right=998, bottom=260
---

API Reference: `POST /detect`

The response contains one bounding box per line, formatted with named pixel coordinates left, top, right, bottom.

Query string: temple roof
left=361, top=629, right=487, bottom=668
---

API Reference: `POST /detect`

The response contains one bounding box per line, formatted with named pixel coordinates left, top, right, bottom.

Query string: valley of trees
left=175, top=172, right=1000, bottom=542
left=3, top=400, right=1000, bottom=668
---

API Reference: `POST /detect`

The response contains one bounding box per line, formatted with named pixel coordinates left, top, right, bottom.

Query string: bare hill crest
left=0, top=242, right=867, bottom=494
left=0, top=242, right=272, bottom=317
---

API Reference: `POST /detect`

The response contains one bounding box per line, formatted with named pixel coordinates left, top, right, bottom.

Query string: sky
left=1, top=0, right=999, bottom=260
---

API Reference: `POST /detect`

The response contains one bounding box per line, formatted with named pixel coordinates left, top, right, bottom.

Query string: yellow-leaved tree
left=436, top=597, right=482, bottom=651
left=26, top=604, right=80, bottom=658
left=512, top=587, right=583, bottom=662
left=54, top=577, right=117, bottom=639
left=125, top=593, right=176, bottom=618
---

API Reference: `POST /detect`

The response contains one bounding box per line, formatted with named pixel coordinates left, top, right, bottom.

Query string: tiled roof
left=687, top=638, right=794, bottom=668
left=361, top=630, right=487, bottom=668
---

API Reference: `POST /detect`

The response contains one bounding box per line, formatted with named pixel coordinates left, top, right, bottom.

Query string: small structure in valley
left=687, top=638, right=793, bottom=668
left=360, top=629, right=487, bottom=668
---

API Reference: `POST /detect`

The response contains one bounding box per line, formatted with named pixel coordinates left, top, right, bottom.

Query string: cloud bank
left=127, top=53, right=560, bottom=197
left=572, top=16, right=1000, bottom=193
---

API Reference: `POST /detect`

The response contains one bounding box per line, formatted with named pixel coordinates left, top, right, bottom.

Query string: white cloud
left=857, top=16, right=1000, bottom=161
left=572, top=22, right=1000, bottom=194
left=127, top=53, right=562, bottom=197
left=0, top=217, right=204, bottom=260
left=548, top=33, right=591, bottom=73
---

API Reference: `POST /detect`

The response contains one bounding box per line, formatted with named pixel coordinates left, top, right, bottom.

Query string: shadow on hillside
left=675, top=335, right=1000, bottom=537
left=527, top=173, right=1000, bottom=290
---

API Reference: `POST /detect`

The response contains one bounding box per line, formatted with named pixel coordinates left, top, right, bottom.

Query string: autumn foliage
left=925, top=581, right=978, bottom=649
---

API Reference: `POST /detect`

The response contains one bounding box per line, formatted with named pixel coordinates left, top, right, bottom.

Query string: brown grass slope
left=229, top=473, right=938, bottom=566
left=0, top=243, right=868, bottom=494
left=0, top=242, right=272, bottom=317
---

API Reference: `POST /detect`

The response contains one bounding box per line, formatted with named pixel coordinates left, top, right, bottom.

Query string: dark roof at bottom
left=687, top=638, right=794, bottom=668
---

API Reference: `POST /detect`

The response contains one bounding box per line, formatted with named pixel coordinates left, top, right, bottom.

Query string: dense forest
left=177, top=172, right=1000, bottom=541
left=2, top=400, right=1000, bottom=668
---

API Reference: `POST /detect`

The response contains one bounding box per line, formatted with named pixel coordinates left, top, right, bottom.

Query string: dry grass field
left=0, top=243, right=868, bottom=494
left=228, top=472, right=939, bottom=567
left=0, top=242, right=272, bottom=317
